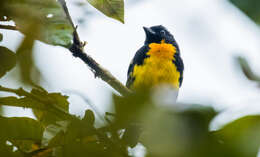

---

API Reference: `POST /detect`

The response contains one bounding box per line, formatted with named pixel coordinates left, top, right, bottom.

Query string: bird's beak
left=143, top=26, right=156, bottom=37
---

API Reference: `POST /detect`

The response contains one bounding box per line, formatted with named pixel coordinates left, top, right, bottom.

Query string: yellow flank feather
left=131, top=40, right=180, bottom=90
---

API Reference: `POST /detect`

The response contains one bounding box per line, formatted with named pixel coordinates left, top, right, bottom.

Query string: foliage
left=230, top=0, right=260, bottom=25
left=86, top=0, right=124, bottom=23
left=0, top=0, right=260, bottom=157
left=1, top=87, right=260, bottom=157
left=0, top=46, right=16, bottom=78
left=0, top=0, right=74, bottom=47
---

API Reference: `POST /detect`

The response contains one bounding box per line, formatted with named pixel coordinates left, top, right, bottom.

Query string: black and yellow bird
left=126, top=25, right=184, bottom=94
left=122, top=25, right=184, bottom=147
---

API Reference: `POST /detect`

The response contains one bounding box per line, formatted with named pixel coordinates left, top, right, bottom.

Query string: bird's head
left=143, top=25, right=176, bottom=45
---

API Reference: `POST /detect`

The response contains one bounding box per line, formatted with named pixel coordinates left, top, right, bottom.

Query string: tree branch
left=0, top=24, right=18, bottom=31
left=58, top=0, right=131, bottom=96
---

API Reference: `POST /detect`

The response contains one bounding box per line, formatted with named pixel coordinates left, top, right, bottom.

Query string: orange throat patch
left=131, top=40, right=180, bottom=90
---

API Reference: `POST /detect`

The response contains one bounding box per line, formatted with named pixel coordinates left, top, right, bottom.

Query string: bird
left=122, top=25, right=184, bottom=147
left=126, top=25, right=184, bottom=94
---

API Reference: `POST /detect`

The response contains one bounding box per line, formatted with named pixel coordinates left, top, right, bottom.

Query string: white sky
left=1, top=0, right=260, bottom=129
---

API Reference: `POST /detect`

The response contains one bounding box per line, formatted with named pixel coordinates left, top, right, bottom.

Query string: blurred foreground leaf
left=0, top=46, right=16, bottom=78
left=0, top=86, right=71, bottom=124
left=113, top=92, right=150, bottom=127
left=1, top=0, right=73, bottom=47
left=16, top=35, right=41, bottom=86
left=214, top=115, right=260, bottom=157
left=32, top=88, right=70, bottom=126
left=62, top=113, right=103, bottom=157
left=112, top=92, right=151, bottom=147
left=0, top=96, right=45, bottom=109
left=0, top=116, right=43, bottom=141
left=0, top=141, right=23, bottom=157
left=47, top=130, right=65, bottom=147
left=83, top=109, right=95, bottom=126
left=3, top=86, right=260, bottom=157
left=230, top=0, right=260, bottom=25
left=86, top=0, right=124, bottom=23
left=140, top=106, right=220, bottom=157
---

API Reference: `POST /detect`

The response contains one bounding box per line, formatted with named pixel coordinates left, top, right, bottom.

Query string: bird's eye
left=160, top=30, right=166, bottom=36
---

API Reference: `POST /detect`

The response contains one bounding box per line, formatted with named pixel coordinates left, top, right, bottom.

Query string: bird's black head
left=143, top=25, right=177, bottom=46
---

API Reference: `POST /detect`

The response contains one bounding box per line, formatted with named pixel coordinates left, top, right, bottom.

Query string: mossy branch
left=58, top=0, right=131, bottom=96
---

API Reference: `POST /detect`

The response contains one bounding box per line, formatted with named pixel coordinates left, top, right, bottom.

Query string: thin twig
left=58, top=0, right=83, bottom=47
left=58, top=0, right=131, bottom=96
left=0, top=24, right=18, bottom=31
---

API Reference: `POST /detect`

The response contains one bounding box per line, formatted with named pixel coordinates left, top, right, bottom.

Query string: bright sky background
left=1, top=0, right=260, bottom=130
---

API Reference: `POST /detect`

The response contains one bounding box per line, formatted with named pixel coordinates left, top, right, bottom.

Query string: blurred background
left=1, top=0, right=260, bottom=130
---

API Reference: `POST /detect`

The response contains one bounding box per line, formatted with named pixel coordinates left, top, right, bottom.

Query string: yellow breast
left=131, top=41, right=180, bottom=90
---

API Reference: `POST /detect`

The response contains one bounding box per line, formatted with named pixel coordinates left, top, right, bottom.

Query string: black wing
left=126, top=45, right=149, bottom=88
left=173, top=52, right=184, bottom=87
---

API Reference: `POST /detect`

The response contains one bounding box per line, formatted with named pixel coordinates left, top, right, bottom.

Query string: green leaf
left=61, top=119, right=106, bottom=157
left=113, top=92, right=150, bottom=127
left=10, top=140, right=38, bottom=153
left=48, top=130, right=65, bottom=147
left=47, top=93, right=69, bottom=112
left=31, top=88, right=69, bottom=126
left=214, top=115, right=260, bottom=157
left=42, top=121, right=69, bottom=146
left=86, top=0, right=124, bottom=23
left=230, top=0, right=260, bottom=25
left=30, top=88, right=69, bottom=112
left=0, top=86, right=70, bottom=125
left=0, top=96, right=45, bottom=110
left=0, top=46, right=16, bottom=78
left=0, top=116, right=44, bottom=141
left=16, top=35, right=41, bottom=86
left=83, top=109, right=95, bottom=126
left=0, top=141, right=23, bottom=157
left=3, top=0, right=73, bottom=47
